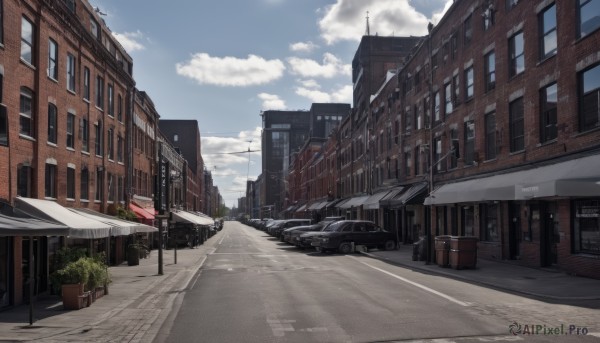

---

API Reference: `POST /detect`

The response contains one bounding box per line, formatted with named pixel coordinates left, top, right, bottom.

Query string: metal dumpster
left=435, top=235, right=452, bottom=267
left=449, top=236, right=478, bottom=269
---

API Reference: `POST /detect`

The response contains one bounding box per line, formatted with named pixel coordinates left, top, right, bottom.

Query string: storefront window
left=462, top=206, right=474, bottom=236
left=481, top=203, right=500, bottom=242
left=574, top=200, right=600, bottom=254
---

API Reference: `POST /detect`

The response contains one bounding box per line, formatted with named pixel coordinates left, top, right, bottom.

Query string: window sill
left=66, top=198, right=75, bottom=202
left=108, top=114, right=114, bottom=119
left=573, top=125, right=600, bottom=138
left=48, top=76, right=59, bottom=83
left=83, top=98, right=90, bottom=104
left=19, top=134, right=36, bottom=142
left=66, top=147, right=75, bottom=152
left=572, top=252, right=600, bottom=259
left=537, top=53, right=556, bottom=67
left=44, top=197, right=57, bottom=201
left=108, top=159, right=114, bottom=163
left=67, top=89, right=76, bottom=96
left=95, top=106, right=104, bottom=112
left=95, top=155, right=103, bottom=159
left=509, top=149, right=525, bottom=156
left=81, top=151, right=90, bottom=156
left=47, top=142, right=58, bottom=148
left=118, top=161, right=124, bottom=165
left=536, top=138, right=557, bottom=148
left=482, top=157, right=497, bottom=164
left=94, top=200, right=101, bottom=204
left=20, top=58, right=36, bottom=70
left=80, top=199, right=89, bottom=203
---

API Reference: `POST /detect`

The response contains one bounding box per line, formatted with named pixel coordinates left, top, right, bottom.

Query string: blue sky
left=94, top=0, right=452, bottom=208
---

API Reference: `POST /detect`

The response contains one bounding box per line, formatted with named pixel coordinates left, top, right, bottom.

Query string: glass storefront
left=574, top=199, right=600, bottom=254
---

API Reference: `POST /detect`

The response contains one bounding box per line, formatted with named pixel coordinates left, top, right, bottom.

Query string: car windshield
left=323, top=221, right=344, bottom=232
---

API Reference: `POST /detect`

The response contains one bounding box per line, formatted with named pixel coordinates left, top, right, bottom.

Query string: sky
left=93, top=0, right=452, bottom=209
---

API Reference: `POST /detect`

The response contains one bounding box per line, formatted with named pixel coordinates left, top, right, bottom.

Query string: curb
left=358, top=251, right=600, bottom=301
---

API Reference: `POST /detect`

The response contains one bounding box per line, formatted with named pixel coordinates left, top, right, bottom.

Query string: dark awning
left=425, top=154, right=600, bottom=205
left=337, top=195, right=370, bottom=209
left=388, top=183, right=428, bottom=208
left=363, top=189, right=394, bottom=210
left=0, top=213, right=69, bottom=236
left=379, top=187, right=405, bottom=206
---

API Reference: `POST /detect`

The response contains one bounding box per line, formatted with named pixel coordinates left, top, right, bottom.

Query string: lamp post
left=426, top=21, right=435, bottom=265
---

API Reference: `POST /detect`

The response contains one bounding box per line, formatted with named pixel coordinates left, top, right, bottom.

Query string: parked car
left=270, top=219, right=312, bottom=239
left=310, top=220, right=396, bottom=253
left=284, top=216, right=344, bottom=245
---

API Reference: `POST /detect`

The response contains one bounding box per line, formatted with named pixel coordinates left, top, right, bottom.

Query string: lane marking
left=354, top=258, right=470, bottom=307
left=218, top=234, right=228, bottom=245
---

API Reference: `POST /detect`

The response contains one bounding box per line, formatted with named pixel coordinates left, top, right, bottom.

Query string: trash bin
left=435, top=235, right=452, bottom=267
left=449, top=236, right=478, bottom=269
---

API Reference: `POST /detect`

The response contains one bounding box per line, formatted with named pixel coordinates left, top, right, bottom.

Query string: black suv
left=310, top=220, right=396, bottom=253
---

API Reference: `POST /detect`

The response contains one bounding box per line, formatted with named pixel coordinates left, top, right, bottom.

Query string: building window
left=434, top=137, right=444, bottom=173
left=21, top=17, right=34, bottom=65
left=96, top=76, right=104, bottom=109
left=434, top=91, right=441, bottom=122
left=465, top=67, right=474, bottom=100
left=118, top=176, right=124, bottom=203
left=579, top=0, right=600, bottom=38
left=579, top=64, right=600, bottom=132
left=95, top=168, right=103, bottom=202
left=45, top=163, right=57, bottom=199
left=67, top=53, right=76, bottom=92
left=483, top=4, right=495, bottom=30
left=107, top=128, right=114, bottom=160
left=83, top=67, right=90, bottom=101
left=404, top=108, right=412, bottom=133
left=463, top=14, right=472, bottom=46
left=117, top=94, right=123, bottom=122
left=81, top=117, right=89, bottom=152
left=90, top=17, right=99, bottom=39
left=449, top=128, right=458, bottom=169
left=65, top=0, right=75, bottom=12
left=574, top=199, right=600, bottom=254
left=445, top=82, right=453, bottom=115
left=509, top=32, right=525, bottom=77
left=414, top=146, right=421, bottom=175
left=404, top=151, right=411, bottom=177
left=117, top=134, right=123, bottom=162
left=48, top=39, right=58, bottom=80
left=540, top=83, right=558, bottom=143
left=67, top=166, right=75, bottom=199
left=20, top=87, right=34, bottom=138
left=47, top=103, right=57, bottom=144
left=506, top=0, right=519, bottom=10
left=66, top=112, right=75, bottom=148
left=485, top=111, right=496, bottom=160
left=0, top=104, right=6, bottom=146
left=450, top=33, right=458, bottom=60
left=509, top=97, right=525, bottom=152
left=107, top=173, right=115, bottom=202
left=453, top=75, right=460, bottom=106
left=81, top=167, right=89, bottom=200
left=464, top=121, right=475, bottom=165
left=95, top=120, right=103, bottom=156
left=0, top=1, right=3, bottom=44
left=415, top=104, right=422, bottom=130
left=540, top=4, right=558, bottom=61
left=17, top=165, right=33, bottom=197
left=481, top=204, right=499, bottom=242
left=484, top=51, right=496, bottom=92
left=107, top=84, right=114, bottom=117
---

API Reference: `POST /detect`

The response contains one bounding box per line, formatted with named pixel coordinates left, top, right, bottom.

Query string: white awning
left=70, top=208, right=157, bottom=236
left=171, top=211, right=213, bottom=226
left=14, top=197, right=112, bottom=239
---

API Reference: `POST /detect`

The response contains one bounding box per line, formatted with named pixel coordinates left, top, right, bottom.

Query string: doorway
left=508, top=202, right=521, bottom=260
left=541, top=202, right=558, bottom=267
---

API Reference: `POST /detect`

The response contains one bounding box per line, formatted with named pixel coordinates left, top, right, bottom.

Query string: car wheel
left=384, top=240, right=396, bottom=251
left=338, top=242, right=353, bottom=254
left=315, top=246, right=322, bottom=253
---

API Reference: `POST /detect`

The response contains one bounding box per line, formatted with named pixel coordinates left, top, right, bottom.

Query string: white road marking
left=218, top=234, right=228, bottom=245
left=353, top=258, right=470, bottom=307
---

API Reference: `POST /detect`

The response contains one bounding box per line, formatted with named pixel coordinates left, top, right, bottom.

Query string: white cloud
left=289, top=41, right=319, bottom=53
left=201, top=128, right=262, bottom=180
left=258, top=93, right=286, bottom=110
left=176, top=53, right=285, bottom=87
left=112, top=30, right=146, bottom=52
left=295, top=84, right=352, bottom=103
left=287, top=53, right=350, bottom=79
left=318, top=0, right=431, bottom=44
left=298, top=79, right=321, bottom=88
left=431, top=0, right=454, bottom=25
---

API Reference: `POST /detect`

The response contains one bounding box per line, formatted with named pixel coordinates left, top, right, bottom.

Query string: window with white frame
left=465, top=67, right=474, bottom=100
left=83, top=67, right=90, bottom=100
left=67, top=53, right=76, bottom=92
left=47, top=103, right=57, bottom=144
left=21, top=17, right=34, bottom=65
left=20, top=87, right=34, bottom=138
left=48, top=39, right=58, bottom=80
left=540, top=83, right=558, bottom=143
left=579, top=0, right=600, bottom=38
left=67, top=166, right=75, bottom=199
left=540, top=4, right=557, bottom=60
left=509, top=32, right=525, bottom=77
left=509, top=97, right=525, bottom=152
left=45, top=163, right=57, bottom=199
left=67, top=112, right=75, bottom=148
left=484, top=51, right=496, bottom=92
left=579, top=63, right=600, bottom=132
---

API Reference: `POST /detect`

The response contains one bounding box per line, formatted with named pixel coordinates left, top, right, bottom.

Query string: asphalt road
left=158, top=221, right=600, bottom=343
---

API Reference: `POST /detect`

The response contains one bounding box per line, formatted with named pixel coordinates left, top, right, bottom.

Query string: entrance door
left=22, top=237, right=48, bottom=303
left=508, top=203, right=521, bottom=260
left=0, top=238, right=11, bottom=307
left=541, top=204, right=558, bottom=267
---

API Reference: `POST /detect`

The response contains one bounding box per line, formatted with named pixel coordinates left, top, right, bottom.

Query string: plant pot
left=127, top=246, right=140, bottom=266
left=62, top=283, right=84, bottom=310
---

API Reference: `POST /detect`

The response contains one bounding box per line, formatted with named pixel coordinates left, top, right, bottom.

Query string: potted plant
left=55, top=258, right=90, bottom=310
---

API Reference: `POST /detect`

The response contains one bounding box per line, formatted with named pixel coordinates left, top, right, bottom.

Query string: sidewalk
left=0, top=233, right=220, bottom=343
left=362, top=246, right=600, bottom=301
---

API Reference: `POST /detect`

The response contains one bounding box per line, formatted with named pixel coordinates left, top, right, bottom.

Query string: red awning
left=129, top=203, right=154, bottom=220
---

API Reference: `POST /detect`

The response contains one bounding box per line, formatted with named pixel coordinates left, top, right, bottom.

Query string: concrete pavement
left=0, top=225, right=599, bottom=342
